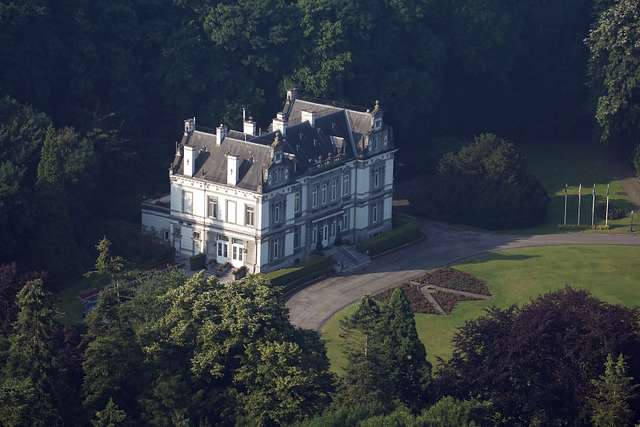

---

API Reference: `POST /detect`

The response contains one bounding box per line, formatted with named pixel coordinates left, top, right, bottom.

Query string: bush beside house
left=264, top=255, right=334, bottom=293
left=356, top=214, right=422, bottom=256
left=189, top=253, right=206, bottom=271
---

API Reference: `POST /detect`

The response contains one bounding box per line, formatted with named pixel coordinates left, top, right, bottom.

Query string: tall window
left=182, top=190, right=193, bottom=214
left=207, top=196, right=218, bottom=219
left=373, top=169, right=380, bottom=189
left=245, top=205, right=254, bottom=226
left=342, top=174, right=350, bottom=196
left=371, top=204, right=379, bottom=225
left=272, top=238, right=281, bottom=260
left=342, top=210, right=350, bottom=230
left=321, top=184, right=327, bottom=204
left=273, top=203, right=280, bottom=222
left=312, top=185, right=318, bottom=207
left=331, top=178, right=337, bottom=200
left=312, top=226, right=317, bottom=243
left=294, top=226, right=301, bottom=248
left=330, top=221, right=336, bottom=237
left=294, top=191, right=301, bottom=213
left=226, top=200, right=237, bottom=223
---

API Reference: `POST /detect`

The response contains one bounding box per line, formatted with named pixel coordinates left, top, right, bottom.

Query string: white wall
left=383, top=195, right=393, bottom=220
left=355, top=205, right=369, bottom=229
left=284, top=231, right=294, bottom=256
left=385, top=157, right=394, bottom=187
left=356, top=165, right=369, bottom=195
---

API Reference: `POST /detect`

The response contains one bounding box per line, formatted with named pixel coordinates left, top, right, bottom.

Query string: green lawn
left=54, top=272, right=112, bottom=324
left=321, top=245, right=640, bottom=372
left=514, top=140, right=636, bottom=234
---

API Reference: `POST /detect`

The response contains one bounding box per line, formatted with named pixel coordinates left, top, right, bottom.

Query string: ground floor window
left=294, top=226, right=301, bottom=248
left=312, top=226, right=317, bottom=244
left=342, top=210, right=350, bottom=230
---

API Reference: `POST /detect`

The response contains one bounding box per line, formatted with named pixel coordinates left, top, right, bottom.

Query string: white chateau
left=141, top=89, right=396, bottom=273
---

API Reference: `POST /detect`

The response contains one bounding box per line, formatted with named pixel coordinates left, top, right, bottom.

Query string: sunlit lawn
left=321, top=245, right=640, bottom=373
left=513, top=140, right=636, bottom=234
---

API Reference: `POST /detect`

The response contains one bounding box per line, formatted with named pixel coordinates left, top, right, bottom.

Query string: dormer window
left=374, top=118, right=382, bottom=130
left=275, top=151, right=283, bottom=162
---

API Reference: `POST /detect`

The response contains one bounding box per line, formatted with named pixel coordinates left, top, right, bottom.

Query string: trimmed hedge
left=189, top=253, right=206, bottom=271
left=264, top=255, right=333, bottom=292
left=356, top=214, right=422, bottom=256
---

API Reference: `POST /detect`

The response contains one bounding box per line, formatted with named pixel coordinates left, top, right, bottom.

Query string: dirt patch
left=414, top=267, right=491, bottom=296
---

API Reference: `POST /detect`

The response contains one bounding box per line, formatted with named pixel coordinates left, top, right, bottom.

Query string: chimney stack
left=243, top=117, right=257, bottom=136
left=226, top=154, right=239, bottom=186
left=183, top=145, right=194, bottom=177
left=184, top=117, right=195, bottom=135
left=301, top=110, right=316, bottom=127
left=287, top=88, right=298, bottom=101
left=272, top=112, right=287, bottom=136
left=216, top=124, right=227, bottom=145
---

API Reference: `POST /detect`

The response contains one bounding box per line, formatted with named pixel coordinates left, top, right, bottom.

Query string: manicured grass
left=514, top=140, right=636, bottom=233
left=321, top=245, right=640, bottom=372
left=54, top=273, right=112, bottom=325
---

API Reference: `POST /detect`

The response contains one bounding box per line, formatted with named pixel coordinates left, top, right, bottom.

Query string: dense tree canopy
left=437, top=287, right=640, bottom=426
left=587, top=0, right=640, bottom=172
left=405, top=133, right=550, bottom=229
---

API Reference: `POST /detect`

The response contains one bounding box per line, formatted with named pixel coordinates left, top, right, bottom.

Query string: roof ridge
left=295, top=98, right=371, bottom=115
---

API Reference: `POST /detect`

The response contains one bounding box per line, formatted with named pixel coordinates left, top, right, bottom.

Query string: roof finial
left=373, top=100, right=381, bottom=113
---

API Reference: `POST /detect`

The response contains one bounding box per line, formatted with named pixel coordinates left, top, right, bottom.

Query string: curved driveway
left=286, top=221, right=640, bottom=330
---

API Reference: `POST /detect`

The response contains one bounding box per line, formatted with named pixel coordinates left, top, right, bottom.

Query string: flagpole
left=591, top=184, right=596, bottom=228
left=605, top=184, right=610, bottom=228
left=563, top=184, right=568, bottom=225
left=577, top=184, right=582, bottom=226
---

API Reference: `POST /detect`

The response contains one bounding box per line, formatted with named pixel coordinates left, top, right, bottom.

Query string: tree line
left=1, top=0, right=639, bottom=280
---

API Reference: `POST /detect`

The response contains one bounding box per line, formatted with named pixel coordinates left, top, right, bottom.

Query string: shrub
left=264, top=255, right=333, bottom=293
left=595, top=201, right=627, bottom=220
left=407, top=134, right=550, bottom=229
left=189, top=253, right=206, bottom=271
left=356, top=214, right=422, bottom=256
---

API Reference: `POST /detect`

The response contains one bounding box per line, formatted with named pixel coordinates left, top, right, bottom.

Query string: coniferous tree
left=339, top=295, right=389, bottom=405
left=385, top=288, right=431, bottom=409
left=589, top=354, right=638, bottom=427
left=95, top=238, right=124, bottom=275
left=92, top=398, right=127, bottom=427
left=2, top=279, right=64, bottom=426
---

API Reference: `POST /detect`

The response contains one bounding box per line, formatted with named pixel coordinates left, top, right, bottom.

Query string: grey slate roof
left=172, top=96, right=390, bottom=193
left=174, top=131, right=272, bottom=192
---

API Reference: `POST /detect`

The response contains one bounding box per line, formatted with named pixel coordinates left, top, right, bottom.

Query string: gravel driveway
left=286, top=220, right=640, bottom=330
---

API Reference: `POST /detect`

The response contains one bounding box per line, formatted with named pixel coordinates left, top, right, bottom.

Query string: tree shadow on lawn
left=459, top=252, right=540, bottom=265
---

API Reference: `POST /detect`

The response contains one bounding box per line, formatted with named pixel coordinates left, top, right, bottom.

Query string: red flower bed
left=415, top=268, right=490, bottom=296
left=375, top=283, right=438, bottom=314
left=430, top=290, right=476, bottom=314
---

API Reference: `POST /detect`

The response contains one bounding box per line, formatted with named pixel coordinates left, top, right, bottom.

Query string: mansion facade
left=141, top=89, right=396, bottom=273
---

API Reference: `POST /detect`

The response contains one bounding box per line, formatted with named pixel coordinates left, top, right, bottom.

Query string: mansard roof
left=172, top=94, right=392, bottom=193
left=173, top=131, right=272, bottom=192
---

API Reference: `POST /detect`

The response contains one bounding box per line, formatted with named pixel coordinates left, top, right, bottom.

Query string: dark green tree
left=385, top=288, right=431, bottom=409
left=92, top=398, right=127, bottom=427
left=339, top=295, right=389, bottom=406
left=589, top=354, right=638, bottom=427
left=95, top=237, right=124, bottom=275
left=587, top=0, right=640, bottom=172
left=2, top=279, right=63, bottom=426
left=438, top=287, right=640, bottom=425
